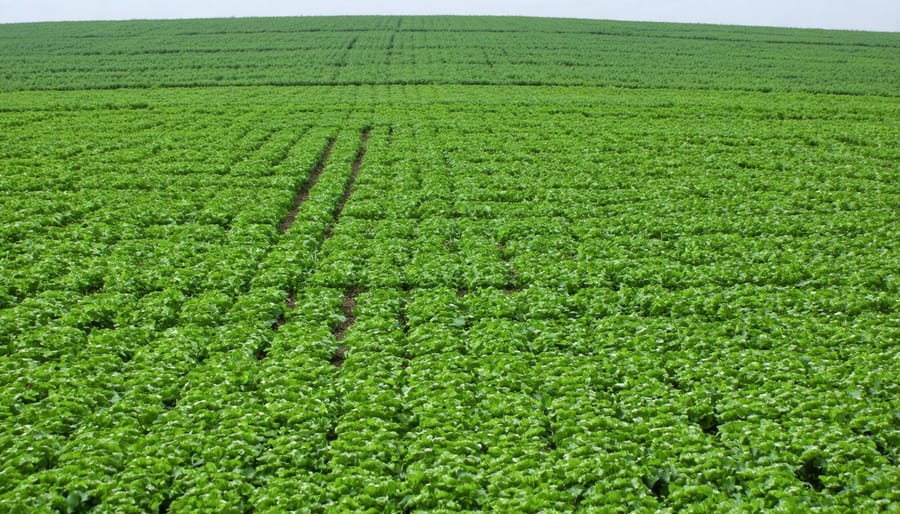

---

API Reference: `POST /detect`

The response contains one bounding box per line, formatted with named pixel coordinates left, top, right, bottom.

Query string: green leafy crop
left=1, top=14, right=898, bottom=513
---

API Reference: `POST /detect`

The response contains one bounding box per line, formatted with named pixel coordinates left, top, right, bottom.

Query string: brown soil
left=330, top=345, right=347, bottom=367
left=503, top=283, right=521, bottom=293
left=269, top=294, right=297, bottom=331
left=332, top=287, right=360, bottom=342
left=398, top=310, right=409, bottom=334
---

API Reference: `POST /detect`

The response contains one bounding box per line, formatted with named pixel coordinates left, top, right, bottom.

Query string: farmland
left=1, top=15, right=899, bottom=513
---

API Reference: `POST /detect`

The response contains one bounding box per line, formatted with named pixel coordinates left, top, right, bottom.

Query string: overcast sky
left=1, top=0, right=898, bottom=32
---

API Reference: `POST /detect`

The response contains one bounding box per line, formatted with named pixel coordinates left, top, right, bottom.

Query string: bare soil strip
left=330, top=287, right=360, bottom=367
left=278, top=137, right=336, bottom=233
left=399, top=291, right=412, bottom=368
left=268, top=295, right=295, bottom=332
left=332, top=286, right=360, bottom=342
left=398, top=305, right=409, bottom=335
left=269, top=316, right=285, bottom=332
left=324, top=127, right=371, bottom=239
left=157, top=496, right=172, bottom=514
left=503, top=271, right=521, bottom=293
left=330, top=345, right=347, bottom=367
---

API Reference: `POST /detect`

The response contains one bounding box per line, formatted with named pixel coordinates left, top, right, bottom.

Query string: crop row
left=0, top=125, right=372, bottom=512
left=1, top=80, right=898, bottom=511
left=2, top=17, right=897, bottom=95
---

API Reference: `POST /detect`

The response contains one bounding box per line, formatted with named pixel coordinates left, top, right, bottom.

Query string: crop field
left=1, top=15, right=899, bottom=513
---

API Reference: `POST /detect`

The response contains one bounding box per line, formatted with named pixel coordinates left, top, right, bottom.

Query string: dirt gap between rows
left=332, top=287, right=360, bottom=343
left=269, top=295, right=296, bottom=332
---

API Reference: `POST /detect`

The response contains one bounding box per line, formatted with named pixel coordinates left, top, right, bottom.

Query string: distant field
left=2, top=16, right=899, bottom=95
left=1, top=16, right=898, bottom=513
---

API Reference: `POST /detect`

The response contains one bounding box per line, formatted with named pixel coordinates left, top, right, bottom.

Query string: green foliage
left=0, top=16, right=898, bottom=95
left=1, top=14, right=898, bottom=513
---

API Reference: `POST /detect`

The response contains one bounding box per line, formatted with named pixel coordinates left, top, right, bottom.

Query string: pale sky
left=1, top=0, right=898, bottom=32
